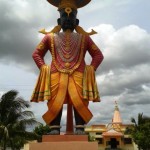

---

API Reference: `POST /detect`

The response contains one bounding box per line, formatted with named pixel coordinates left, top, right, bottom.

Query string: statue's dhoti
left=31, top=65, right=100, bottom=125
left=43, top=71, right=93, bottom=124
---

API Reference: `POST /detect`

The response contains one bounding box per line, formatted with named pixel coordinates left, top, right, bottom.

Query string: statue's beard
left=62, top=23, right=75, bottom=31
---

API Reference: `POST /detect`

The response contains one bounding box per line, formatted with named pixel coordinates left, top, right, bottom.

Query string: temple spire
left=112, top=101, right=122, bottom=124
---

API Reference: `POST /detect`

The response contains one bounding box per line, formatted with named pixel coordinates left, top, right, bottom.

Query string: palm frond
left=0, top=90, right=40, bottom=149
left=138, top=113, right=143, bottom=125
left=1, top=90, right=18, bottom=104
left=131, top=117, right=136, bottom=124
left=19, top=118, right=40, bottom=127
left=15, top=97, right=30, bottom=109
left=19, top=111, right=34, bottom=119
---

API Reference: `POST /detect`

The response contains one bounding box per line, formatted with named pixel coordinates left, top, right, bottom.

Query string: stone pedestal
left=29, top=135, right=98, bottom=150
left=42, top=135, right=88, bottom=142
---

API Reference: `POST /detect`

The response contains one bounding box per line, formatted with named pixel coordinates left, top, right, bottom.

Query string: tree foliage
left=126, top=113, right=150, bottom=150
left=33, top=124, right=51, bottom=142
left=0, top=90, right=40, bottom=150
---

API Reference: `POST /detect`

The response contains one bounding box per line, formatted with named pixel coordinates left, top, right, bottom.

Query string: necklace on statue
left=54, top=32, right=82, bottom=63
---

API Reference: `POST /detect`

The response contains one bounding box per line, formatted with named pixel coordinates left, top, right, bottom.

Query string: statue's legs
left=74, top=108, right=86, bottom=134
left=50, top=108, right=62, bottom=125
left=48, top=106, right=86, bottom=135
left=74, top=108, right=85, bottom=125
left=48, top=109, right=62, bottom=135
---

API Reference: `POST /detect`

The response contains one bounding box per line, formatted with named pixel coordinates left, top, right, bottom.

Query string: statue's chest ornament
left=51, top=33, right=85, bottom=74
left=54, top=33, right=82, bottom=63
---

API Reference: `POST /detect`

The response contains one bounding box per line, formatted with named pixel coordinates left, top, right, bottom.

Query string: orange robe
left=31, top=32, right=104, bottom=124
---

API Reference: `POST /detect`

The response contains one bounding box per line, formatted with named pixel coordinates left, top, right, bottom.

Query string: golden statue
left=31, top=0, right=104, bottom=135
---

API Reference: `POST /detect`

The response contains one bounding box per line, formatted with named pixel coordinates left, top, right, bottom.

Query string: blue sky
left=0, top=0, right=150, bottom=129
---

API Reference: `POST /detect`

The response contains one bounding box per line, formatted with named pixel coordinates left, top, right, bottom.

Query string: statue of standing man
left=31, top=0, right=104, bottom=135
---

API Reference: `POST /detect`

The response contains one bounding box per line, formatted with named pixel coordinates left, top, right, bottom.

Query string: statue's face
left=58, top=9, right=78, bottom=32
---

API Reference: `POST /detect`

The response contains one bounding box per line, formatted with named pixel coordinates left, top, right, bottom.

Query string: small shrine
left=85, top=102, right=138, bottom=150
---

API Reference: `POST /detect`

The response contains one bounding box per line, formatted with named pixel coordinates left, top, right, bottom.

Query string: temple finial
left=112, top=101, right=122, bottom=124
left=114, top=100, right=119, bottom=111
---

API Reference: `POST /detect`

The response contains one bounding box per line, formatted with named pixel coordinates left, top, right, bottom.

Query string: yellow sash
left=83, top=65, right=100, bottom=102
left=31, top=65, right=51, bottom=102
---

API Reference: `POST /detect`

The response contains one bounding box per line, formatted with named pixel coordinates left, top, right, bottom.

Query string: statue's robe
left=31, top=32, right=104, bottom=124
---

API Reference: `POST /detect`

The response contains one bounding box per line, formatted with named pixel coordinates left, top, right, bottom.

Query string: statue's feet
left=75, top=129, right=86, bottom=135
left=47, top=129, right=60, bottom=135
left=74, top=125, right=85, bottom=135
left=47, top=125, right=61, bottom=135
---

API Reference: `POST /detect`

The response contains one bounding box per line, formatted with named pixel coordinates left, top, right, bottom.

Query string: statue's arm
left=87, top=36, right=104, bottom=71
left=32, top=35, right=49, bottom=69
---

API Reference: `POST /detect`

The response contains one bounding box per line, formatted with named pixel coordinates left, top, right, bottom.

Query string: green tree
left=126, top=113, right=150, bottom=150
left=0, top=90, right=40, bottom=150
left=34, top=124, right=51, bottom=142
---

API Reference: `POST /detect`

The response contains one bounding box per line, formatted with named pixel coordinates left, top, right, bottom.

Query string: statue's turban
left=47, top=0, right=91, bottom=10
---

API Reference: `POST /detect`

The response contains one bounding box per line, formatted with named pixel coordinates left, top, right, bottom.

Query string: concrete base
left=42, top=135, right=88, bottom=142
left=29, top=135, right=98, bottom=150
left=29, top=142, right=98, bottom=150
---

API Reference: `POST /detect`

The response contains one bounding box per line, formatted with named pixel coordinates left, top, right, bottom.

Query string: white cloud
left=88, top=24, right=150, bottom=125
left=0, top=91, right=4, bottom=98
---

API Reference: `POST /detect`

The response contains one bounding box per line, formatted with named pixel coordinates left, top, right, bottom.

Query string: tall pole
left=66, top=103, right=74, bottom=134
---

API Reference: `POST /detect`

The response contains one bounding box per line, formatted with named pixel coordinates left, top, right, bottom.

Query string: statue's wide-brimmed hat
left=47, top=0, right=91, bottom=10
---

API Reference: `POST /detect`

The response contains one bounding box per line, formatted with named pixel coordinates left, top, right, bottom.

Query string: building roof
left=102, top=129, right=123, bottom=137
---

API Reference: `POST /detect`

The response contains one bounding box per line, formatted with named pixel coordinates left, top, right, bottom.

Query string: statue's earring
left=65, top=7, right=72, bottom=16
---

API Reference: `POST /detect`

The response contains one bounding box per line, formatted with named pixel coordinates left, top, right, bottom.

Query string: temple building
left=85, top=102, right=138, bottom=150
